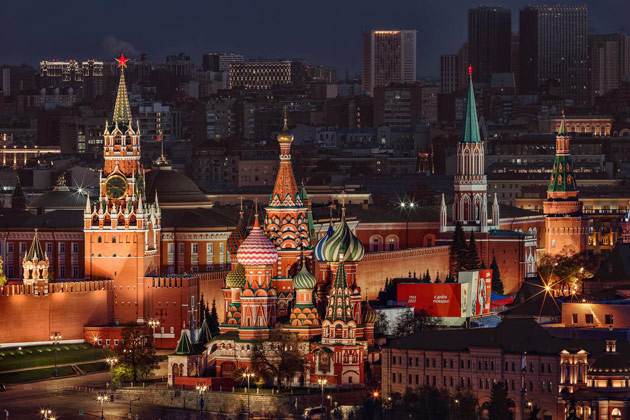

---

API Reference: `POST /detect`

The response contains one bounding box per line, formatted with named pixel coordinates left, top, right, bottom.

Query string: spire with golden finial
left=112, top=53, right=132, bottom=126
left=276, top=105, right=294, bottom=144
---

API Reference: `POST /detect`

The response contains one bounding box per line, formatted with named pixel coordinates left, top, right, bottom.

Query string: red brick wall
left=0, top=287, right=112, bottom=345
left=356, top=246, right=451, bottom=300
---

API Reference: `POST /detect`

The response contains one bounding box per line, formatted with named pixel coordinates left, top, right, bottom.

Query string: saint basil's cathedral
left=172, top=109, right=377, bottom=387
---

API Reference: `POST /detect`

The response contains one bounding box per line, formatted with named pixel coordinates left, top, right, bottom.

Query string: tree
left=113, top=323, right=159, bottom=383
left=490, top=255, right=505, bottom=295
left=209, top=299, right=220, bottom=335
left=537, top=248, right=603, bottom=297
left=467, top=231, right=480, bottom=270
left=434, top=272, right=441, bottom=284
left=250, top=328, right=305, bottom=388
left=527, top=404, right=540, bottom=420
left=450, top=222, right=468, bottom=276
left=423, top=269, right=431, bottom=283
left=374, top=311, right=390, bottom=336
left=488, top=382, right=514, bottom=420
left=392, top=309, right=441, bottom=337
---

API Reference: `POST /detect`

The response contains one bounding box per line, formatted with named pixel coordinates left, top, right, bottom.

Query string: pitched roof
left=112, top=67, right=132, bottom=125
left=25, top=231, right=46, bottom=262
left=175, top=329, right=192, bottom=354
left=324, top=261, right=354, bottom=323
left=461, top=76, right=482, bottom=144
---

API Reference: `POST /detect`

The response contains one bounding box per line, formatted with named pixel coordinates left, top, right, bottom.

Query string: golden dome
left=277, top=119, right=294, bottom=144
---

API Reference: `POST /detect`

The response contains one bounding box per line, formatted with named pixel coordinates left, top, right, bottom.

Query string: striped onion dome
left=236, top=216, right=278, bottom=266
left=293, top=263, right=317, bottom=290
left=362, top=302, right=378, bottom=324
left=227, top=211, right=248, bottom=258
left=225, top=263, right=246, bottom=288
left=313, top=223, right=334, bottom=262
left=321, top=211, right=365, bottom=262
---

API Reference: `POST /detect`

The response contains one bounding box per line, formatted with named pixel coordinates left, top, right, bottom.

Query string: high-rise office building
left=588, top=33, right=630, bottom=103
left=40, top=60, right=103, bottom=101
left=202, top=53, right=244, bottom=72
left=468, top=6, right=512, bottom=84
left=520, top=5, right=588, bottom=104
left=362, top=30, right=417, bottom=96
left=458, top=43, right=470, bottom=90
left=228, top=61, right=307, bottom=90
left=440, top=55, right=459, bottom=94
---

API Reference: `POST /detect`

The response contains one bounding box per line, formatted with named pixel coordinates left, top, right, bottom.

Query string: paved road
left=0, top=373, right=203, bottom=420
left=0, top=359, right=107, bottom=374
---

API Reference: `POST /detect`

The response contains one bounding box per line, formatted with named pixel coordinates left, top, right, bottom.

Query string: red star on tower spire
left=115, top=53, right=130, bottom=68
left=468, top=65, right=473, bottom=76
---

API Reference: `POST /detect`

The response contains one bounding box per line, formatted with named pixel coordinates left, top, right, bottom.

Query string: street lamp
left=40, top=409, right=53, bottom=419
left=50, top=332, right=61, bottom=377
left=148, top=319, right=160, bottom=348
left=97, top=393, right=107, bottom=420
left=242, top=371, right=255, bottom=420
left=105, top=357, right=118, bottom=398
left=196, top=384, right=207, bottom=419
left=318, top=378, right=328, bottom=409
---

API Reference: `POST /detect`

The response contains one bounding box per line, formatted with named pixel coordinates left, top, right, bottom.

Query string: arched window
left=423, top=234, right=436, bottom=247
left=386, top=235, right=399, bottom=251
left=369, top=235, right=383, bottom=252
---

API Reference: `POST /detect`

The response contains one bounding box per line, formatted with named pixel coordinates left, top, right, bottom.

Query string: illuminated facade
left=362, top=30, right=417, bottom=96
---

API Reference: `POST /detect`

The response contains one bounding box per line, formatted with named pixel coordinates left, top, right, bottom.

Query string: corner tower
left=84, top=54, right=161, bottom=325
left=543, top=114, right=588, bottom=255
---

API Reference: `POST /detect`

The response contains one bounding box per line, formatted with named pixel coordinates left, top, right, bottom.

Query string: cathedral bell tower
left=84, top=54, right=161, bottom=325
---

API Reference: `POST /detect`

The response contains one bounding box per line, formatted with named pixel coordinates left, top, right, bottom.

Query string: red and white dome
left=236, top=217, right=278, bottom=266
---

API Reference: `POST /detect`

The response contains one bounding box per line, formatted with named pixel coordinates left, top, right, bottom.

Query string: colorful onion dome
left=321, top=211, right=365, bottom=262
left=313, top=223, right=334, bottom=262
left=362, top=302, right=378, bottom=324
left=225, top=263, right=246, bottom=288
left=236, top=215, right=278, bottom=266
left=293, top=262, right=317, bottom=290
left=227, top=211, right=248, bottom=257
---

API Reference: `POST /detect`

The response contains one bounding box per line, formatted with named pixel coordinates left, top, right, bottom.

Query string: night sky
left=2, top=0, right=629, bottom=79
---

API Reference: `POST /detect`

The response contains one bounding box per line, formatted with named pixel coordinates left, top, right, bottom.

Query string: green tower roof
left=175, top=330, right=192, bottom=354
left=461, top=73, right=482, bottom=144
left=324, top=261, right=353, bottom=323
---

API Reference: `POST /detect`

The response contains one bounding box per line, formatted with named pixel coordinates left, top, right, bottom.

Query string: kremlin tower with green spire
left=543, top=113, right=588, bottom=255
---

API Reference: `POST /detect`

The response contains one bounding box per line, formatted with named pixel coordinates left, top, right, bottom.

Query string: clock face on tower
left=105, top=174, right=128, bottom=200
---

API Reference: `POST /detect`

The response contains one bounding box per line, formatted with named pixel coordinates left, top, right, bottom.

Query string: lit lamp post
left=50, top=331, right=61, bottom=377
left=242, top=371, right=255, bottom=420
left=318, top=378, right=327, bottom=409
left=196, top=384, right=207, bottom=419
left=148, top=319, right=160, bottom=348
left=97, top=393, right=107, bottom=420
left=40, top=409, right=53, bottom=419
left=105, top=357, right=118, bottom=398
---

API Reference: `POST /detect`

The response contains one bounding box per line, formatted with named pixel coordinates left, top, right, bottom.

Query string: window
left=512, top=362, right=515, bottom=372
left=206, top=243, right=213, bottom=264
left=72, top=243, right=79, bottom=254
left=415, top=375, right=419, bottom=385
left=409, top=357, right=412, bottom=366
left=59, top=265, right=66, bottom=278
left=409, top=375, right=412, bottom=384
left=392, top=373, right=396, bottom=383
left=178, top=243, right=185, bottom=253
left=433, top=358, right=436, bottom=368
left=444, top=359, right=447, bottom=368
left=219, top=243, right=225, bottom=268
left=415, top=357, right=419, bottom=367
left=551, top=239, right=556, bottom=248
left=7, top=243, right=13, bottom=253
left=192, top=243, right=198, bottom=254
left=72, top=266, right=78, bottom=278
left=572, top=313, right=578, bottom=324
left=20, top=242, right=26, bottom=253
left=585, top=314, right=594, bottom=324
left=392, top=356, right=396, bottom=365
left=59, top=243, right=65, bottom=253
left=46, top=243, right=53, bottom=255
left=605, top=314, right=614, bottom=325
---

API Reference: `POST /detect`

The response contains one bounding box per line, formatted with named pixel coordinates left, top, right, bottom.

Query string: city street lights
left=50, top=331, right=61, bottom=377
left=148, top=319, right=160, bottom=348
left=97, top=393, right=107, bottom=420
left=196, top=384, right=207, bottom=419
left=318, top=378, right=328, bottom=409
left=105, top=357, right=118, bottom=398
left=242, top=371, right=255, bottom=420
left=40, top=409, right=53, bottom=419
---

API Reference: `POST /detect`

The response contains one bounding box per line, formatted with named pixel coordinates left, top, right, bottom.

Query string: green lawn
left=0, top=366, right=76, bottom=384
left=0, top=344, right=110, bottom=372
left=78, top=361, right=108, bottom=374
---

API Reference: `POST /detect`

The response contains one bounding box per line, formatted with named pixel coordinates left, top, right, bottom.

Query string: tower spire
left=462, top=66, right=481, bottom=144
left=112, top=53, right=132, bottom=125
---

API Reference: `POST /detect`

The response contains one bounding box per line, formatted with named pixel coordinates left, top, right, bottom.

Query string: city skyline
left=2, top=0, right=630, bottom=79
